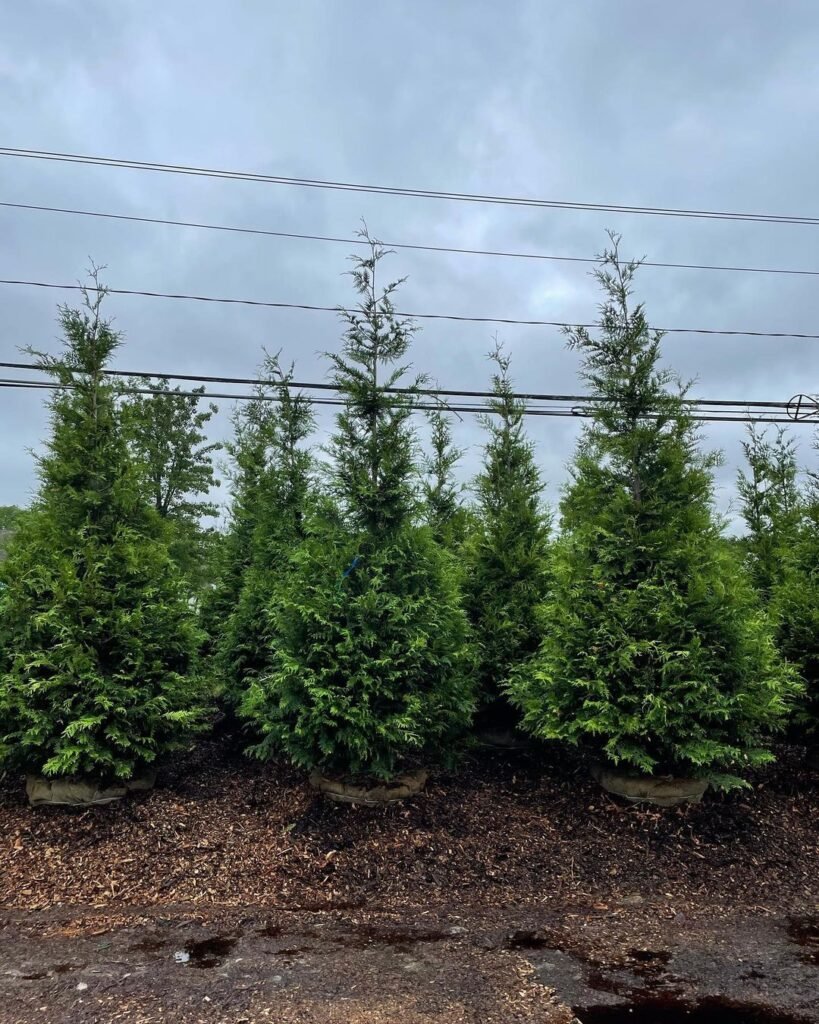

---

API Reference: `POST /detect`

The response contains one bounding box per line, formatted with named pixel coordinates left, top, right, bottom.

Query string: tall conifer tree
left=737, top=426, right=802, bottom=600
left=241, top=233, right=474, bottom=779
left=771, top=433, right=819, bottom=739
left=121, top=380, right=220, bottom=596
left=510, top=237, right=799, bottom=788
left=0, top=283, right=202, bottom=782
left=464, top=345, right=551, bottom=729
left=217, top=357, right=315, bottom=702
left=422, top=409, right=468, bottom=548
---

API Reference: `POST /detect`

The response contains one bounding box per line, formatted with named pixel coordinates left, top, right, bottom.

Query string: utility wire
left=3, top=147, right=819, bottom=227
left=2, top=278, right=819, bottom=340
left=0, top=361, right=794, bottom=411
left=0, top=377, right=573, bottom=416
left=4, top=200, right=819, bottom=278
left=0, top=377, right=806, bottom=426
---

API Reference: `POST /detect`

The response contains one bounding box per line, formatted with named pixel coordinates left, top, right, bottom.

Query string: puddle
left=629, top=950, right=672, bottom=965
left=573, top=999, right=811, bottom=1024
left=173, top=936, right=238, bottom=969
left=504, top=929, right=555, bottom=950
left=787, top=919, right=819, bottom=965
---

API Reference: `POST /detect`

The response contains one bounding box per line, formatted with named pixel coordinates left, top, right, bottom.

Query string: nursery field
left=1, top=738, right=818, bottom=1023
left=1, top=215, right=818, bottom=1024
left=6, top=6, right=819, bottom=1021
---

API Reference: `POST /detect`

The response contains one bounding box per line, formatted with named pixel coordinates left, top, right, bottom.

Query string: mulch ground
left=1, top=734, right=817, bottom=916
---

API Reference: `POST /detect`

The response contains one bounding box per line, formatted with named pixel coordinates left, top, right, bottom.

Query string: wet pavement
left=0, top=904, right=816, bottom=1023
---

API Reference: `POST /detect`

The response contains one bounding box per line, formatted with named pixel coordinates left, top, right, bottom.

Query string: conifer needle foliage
left=216, top=356, right=315, bottom=704
left=0, top=279, right=203, bottom=782
left=421, top=409, right=468, bottom=548
left=509, top=235, right=799, bottom=788
left=199, top=377, right=275, bottom=657
left=737, top=426, right=802, bottom=601
left=771, top=442, right=819, bottom=737
left=241, top=232, right=474, bottom=779
left=121, top=379, right=221, bottom=597
left=464, top=344, right=551, bottom=726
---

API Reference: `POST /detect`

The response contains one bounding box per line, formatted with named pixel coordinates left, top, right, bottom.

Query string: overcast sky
left=2, top=0, right=818, bottom=529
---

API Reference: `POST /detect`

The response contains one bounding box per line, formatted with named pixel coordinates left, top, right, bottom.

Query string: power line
left=3, top=147, right=819, bottom=227
left=4, top=200, right=819, bottom=279
left=2, top=277, right=819, bottom=340
left=0, top=361, right=794, bottom=411
left=0, top=376, right=806, bottom=426
left=0, top=377, right=573, bottom=416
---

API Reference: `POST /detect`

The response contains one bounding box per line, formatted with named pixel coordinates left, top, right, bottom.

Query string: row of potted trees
left=0, top=235, right=815, bottom=807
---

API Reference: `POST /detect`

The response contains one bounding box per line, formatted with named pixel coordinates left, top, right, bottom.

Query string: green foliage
left=421, top=410, right=469, bottom=548
left=509, top=236, right=799, bottom=787
left=199, top=383, right=275, bottom=659
left=242, top=526, right=473, bottom=779
left=0, top=282, right=204, bottom=782
left=0, top=508, right=22, bottom=565
left=122, top=378, right=221, bottom=596
left=241, top=232, right=474, bottom=778
left=463, top=345, right=551, bottom=722
left=737, top=426, right=802, bottom=599
left=217, top=356, right=315, bottom=702
left=772, top=461, right=819, bottom=735
left=0, top=506, right=25, bottom=531
left=326, top=231, right=424, bottom=537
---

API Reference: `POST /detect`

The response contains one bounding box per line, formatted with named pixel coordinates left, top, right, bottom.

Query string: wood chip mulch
left=1, top=736, right=817, bottom=916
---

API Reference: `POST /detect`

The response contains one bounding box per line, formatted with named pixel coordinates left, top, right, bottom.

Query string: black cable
left=0, top=361, right=794, bottom=410
left=0, top=377, right=808, bottom=425
left=3, top=147, right=819, bottom=226
left=2, top=278, right=819, bottom=340
left=0, top=377, right=573, bottom=416
left=5, top=200, right=819, bottom=278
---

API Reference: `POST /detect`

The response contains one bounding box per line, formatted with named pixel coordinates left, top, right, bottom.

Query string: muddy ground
left=0, top=739, right=817, bottom=1022
left=0, top=904, right=816, bottom=1023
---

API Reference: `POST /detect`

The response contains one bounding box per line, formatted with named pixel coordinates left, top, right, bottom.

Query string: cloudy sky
left=2, top=0, right=818, bottom=528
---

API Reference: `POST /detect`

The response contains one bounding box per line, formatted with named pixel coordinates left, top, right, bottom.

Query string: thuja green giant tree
left=241, top=234, right=474, bottom=779
left=199, top=380, right=279, bottom=660
left=737, top=426, right=802, bottom=601
left=464, top=345, right=551, bottom=730
left=122, top=379, right=221, bottom=597
left=217, top=356, right=315, bottom=703
left=772, top=439, right=819, bottom=738
left=0, top=284, right=202, bottom=782
left=509, top=236, right=799, bottom=789
left=421, top=409, right=468, bottom=548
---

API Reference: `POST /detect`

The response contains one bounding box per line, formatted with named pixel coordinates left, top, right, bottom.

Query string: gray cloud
left=1, top=0, right=817, bottom=528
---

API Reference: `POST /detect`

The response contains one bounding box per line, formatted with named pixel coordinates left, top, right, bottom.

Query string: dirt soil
left=0, top=738, right=817, bottom=1023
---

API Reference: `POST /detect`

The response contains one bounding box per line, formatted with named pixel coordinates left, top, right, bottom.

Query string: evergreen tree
left=0, top=283, right=202, bottom=782
left=0, top=506, right=25, bottom=566
left=772, top=434, right=819, bottom=737
left=463, top=345, right=551, bottom=729
left=241, top=233, right=474, bottom=779
left=217, top=356, right=315, bottom=702
left=0, top=506, right=25, bottom=531
left=737, top=426, right=802, bottom=600
left=421, top=409, right=468, bottom=547
left=122, top=379, right=221, bottom=596
left=199, top=381, right=277, bottom=658
left=509, top=236, right=799, bottom=789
